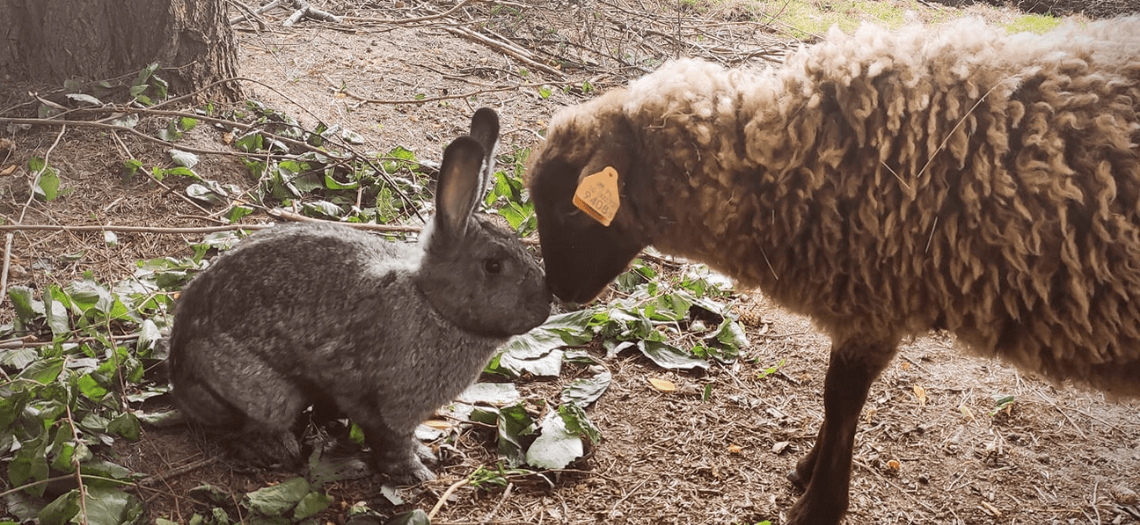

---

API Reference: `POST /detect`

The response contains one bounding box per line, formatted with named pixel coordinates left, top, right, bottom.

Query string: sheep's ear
left=469, top=107, right=500, bottom=196
left=433, top=136, right=485, bottom=244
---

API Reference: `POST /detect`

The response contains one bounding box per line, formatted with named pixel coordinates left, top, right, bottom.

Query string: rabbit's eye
left=484, top=259, right=502, bottom=274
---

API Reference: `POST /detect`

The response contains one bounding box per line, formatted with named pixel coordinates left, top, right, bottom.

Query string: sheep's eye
left=484, top=259, right=502, bottom=274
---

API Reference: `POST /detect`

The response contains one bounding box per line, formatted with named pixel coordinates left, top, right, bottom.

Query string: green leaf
left=186, top=183, right=227, bottom=206
left=472, top=404, right=534, bottom=468
left=558, top=402, right=601, bottom=444
left=526, top=411, right=582, bottom=469
left=456, top=382, right=521, bottom=406
left=170, top=149, right=200, bottom=168
left=349, top=423, right=365, bottom=445
left=8, top=285, right=43, bottom=324
left=8, top=434, right=49, bottom=496
left=323, top=172, right=359, bottom=190
left=65, top=93, right=102, bottom=106
left=77, top=373, right=109, bottom=401
left=302, top=200, right=345, bottom=218
left=380, top=146, right=417, bottom=173
left=34, top=171, right=61, bottom=201
left=490, top=330, right=564, bottom=378
left=244, top=477, right=310, bottom=516
left=17, top=358, right=65, bottom=385
left=121, top=159, right=143, bottom=179
left=235, top=131, right=264, bottom=152
left=159, top=120, right=184, bottom=142
left=293, top=491, right=333, bottom=520
left=40, top=487, right=145, bottom=525
left=2, top=487, right=46, bottom=521
left=637, top=340, right=709, bottom=370
left=225, top=204, right=254, bottom=223
left=560, top=367, right=611, bottom=408
left=108, top=412, right=141, bottom=441
left=385, top=509, right=430, bottom=525
left=111, top=114, right=140, bottom=129
left=136, top=319, right=162, bottom=357
left=341, top=128, right=365, bottom=145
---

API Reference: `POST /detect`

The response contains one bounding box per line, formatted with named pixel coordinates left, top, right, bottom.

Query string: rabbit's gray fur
left=168, top=109, right=552, bottom=483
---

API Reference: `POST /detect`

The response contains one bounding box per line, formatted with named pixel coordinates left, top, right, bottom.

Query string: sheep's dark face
left=530, top=157, right=647, bottom=304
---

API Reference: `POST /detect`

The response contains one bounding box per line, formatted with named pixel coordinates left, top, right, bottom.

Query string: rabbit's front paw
left=414, top=442, right=438, bottom=465
left=382, top=457, right=436, bottom=485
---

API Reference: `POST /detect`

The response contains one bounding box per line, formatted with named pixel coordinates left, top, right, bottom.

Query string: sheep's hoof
left=787, top=468, right=808, bottom=490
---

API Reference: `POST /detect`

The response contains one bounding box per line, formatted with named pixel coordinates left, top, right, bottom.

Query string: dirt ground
left=2, top=0, right=1140, bottom=524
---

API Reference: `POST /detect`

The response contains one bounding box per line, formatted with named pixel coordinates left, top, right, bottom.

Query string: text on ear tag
left=572, top=167, right=620, bottom=227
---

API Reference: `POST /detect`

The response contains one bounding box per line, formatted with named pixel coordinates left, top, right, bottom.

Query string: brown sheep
left=526, top=17, right=1140, bottom=524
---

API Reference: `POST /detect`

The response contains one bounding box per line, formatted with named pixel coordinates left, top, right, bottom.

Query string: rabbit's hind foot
left=226, top=430, right=304, bottom=470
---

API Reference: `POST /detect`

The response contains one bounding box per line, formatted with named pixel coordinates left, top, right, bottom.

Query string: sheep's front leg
left=786, top=337, right=898, bottom=525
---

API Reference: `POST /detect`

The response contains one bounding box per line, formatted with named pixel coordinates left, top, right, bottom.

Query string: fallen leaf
left=901, top=361, right=911, bottom=370
left=422, top=420, right=451, bottom=430
left=886, top=459, right=901, bottom=472
left=913, top=385, right=927, bottom=406
left=727, top=444, right=743, bottom=454
left=771, top=441, right=790, bottom=454
left=0, top=164, right=16, bottom=176
left=959, top=405, right=976, bottom=422
left=864, top=407, right=877, bottom=424
left=648, top=378, right=676, bottom=392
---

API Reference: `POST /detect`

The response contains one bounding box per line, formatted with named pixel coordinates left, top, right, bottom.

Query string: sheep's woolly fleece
left=541, top=17, right=1140, bottom=396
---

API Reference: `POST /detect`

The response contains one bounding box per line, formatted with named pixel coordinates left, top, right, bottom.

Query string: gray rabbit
left=167, top=108, right=552, bottom=484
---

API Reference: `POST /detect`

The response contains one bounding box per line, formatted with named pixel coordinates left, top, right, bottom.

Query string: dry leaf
left=648, top=378, right=676, bottom=392
left=901, top=361, right=911, bottom=370
left=886, top=459, right=901, bottom=472
left=728, top=444, right=743, bottom=454
left=913, top=385, right=927, bottom=406
left=959, top=405, right=976, bottom=422
left=0, top=164, right=16, bottom=176
left=771, top=441, right=790, bottom=454
left=979, top=501, right=1002, bottom=517
left=864, top=407, right=877, bottom=424
left=422, top=420, right=451, bottom=430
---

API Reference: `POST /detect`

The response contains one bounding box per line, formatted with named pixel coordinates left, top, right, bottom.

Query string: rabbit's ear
left=468, top=107, right=500, bottom=193
left=433, top=136, right=486, bottom=243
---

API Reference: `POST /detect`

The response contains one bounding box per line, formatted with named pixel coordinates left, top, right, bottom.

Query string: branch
left=2, top=125, right=66, bottom=309
left=343, top=0, right=477, bottom=24
left=323, top=76, right=520, bottom=105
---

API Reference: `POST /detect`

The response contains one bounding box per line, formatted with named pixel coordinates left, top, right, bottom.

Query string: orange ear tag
left=572, top=167, right=621, bottom=227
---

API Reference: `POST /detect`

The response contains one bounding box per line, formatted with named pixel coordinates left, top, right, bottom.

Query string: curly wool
left=540, top=17, right=1140, bottom=396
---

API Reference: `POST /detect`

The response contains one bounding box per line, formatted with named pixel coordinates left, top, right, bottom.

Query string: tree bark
left=0, top=0, right=241, bottom=101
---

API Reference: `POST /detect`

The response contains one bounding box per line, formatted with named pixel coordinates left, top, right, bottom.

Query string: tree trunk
left=0, top=0, right=241, bottom=101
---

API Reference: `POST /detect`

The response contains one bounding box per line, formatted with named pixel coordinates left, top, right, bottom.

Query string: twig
left=482, top=481, right=514, bottom=522
left=0, top=219, right=419, bottom=236
left=0, top=334, right=141, bottom=350
left=609, top=478, right=649, bottom=516
left=63, top=383, right=91, bottom=525
left=137, top=457, right=220, bottom=488
left=442, top=26, right=565, bottom=79
left=2, top=124, right=66, bottom=309
left=227, top=0, right=269, bottom=28
left=325, top=75, right=520, bottom=105
left=282, top=0, right=343, bottom=27
left=0, top=116, right=295, bottom=161
left=343, top=0, right=477, bottom=24
left=1090, top=479, right=1101, bottom=524
left=428, top=477, right=470, bottom=520
left=1034, top=389, right=1088, bottom=439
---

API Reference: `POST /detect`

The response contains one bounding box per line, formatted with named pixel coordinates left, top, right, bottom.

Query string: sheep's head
left=527, top=109, right=650, bottom=304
